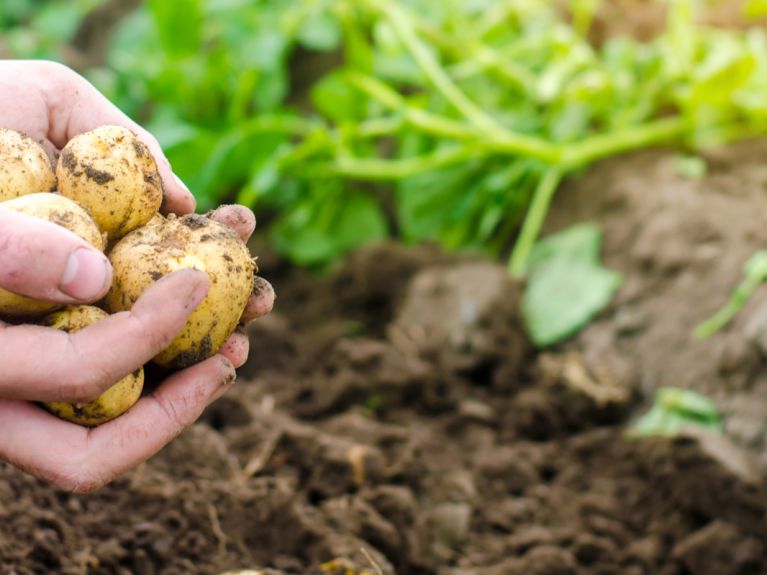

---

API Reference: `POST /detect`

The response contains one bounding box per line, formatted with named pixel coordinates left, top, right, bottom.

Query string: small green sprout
left=628, top=386, right=722, bottom=438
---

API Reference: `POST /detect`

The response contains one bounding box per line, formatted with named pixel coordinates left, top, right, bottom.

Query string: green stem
left=415, top=20, right=536, bottom=91
left=347, top=72, right=560, bottom=161
left=694, top=251, right=767, bottom=339
left=508, top=168, right=563, bottom=277
left=332, top=146, right=474, bottom=179
left=354, top=117, right=405, bottom=138
left=239, top=114, right=320, bottom=137
left=560, top=117, right=688, bottom=168
left=366, top=0, right=507, bottom=138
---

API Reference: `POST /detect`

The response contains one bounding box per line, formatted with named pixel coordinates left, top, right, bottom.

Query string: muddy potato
left=40, top=305, right=144, bottom=426
left=104, top=213, right=255, bottom=369
left=0, top=128, right=56, bottom=201
left=56, top=125, right=163, bottom=241
left=0, top=193, right=105, bottom=318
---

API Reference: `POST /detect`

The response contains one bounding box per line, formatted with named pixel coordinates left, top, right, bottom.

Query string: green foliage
left=3, top=0, right=767, bottom=270
left=522, top=223, right=622, bottom=346
left=628, top=387, right=723, bottom=438
left=694, top=251, right=767, bottom=339
left=0, top=0, right=106, bottom=59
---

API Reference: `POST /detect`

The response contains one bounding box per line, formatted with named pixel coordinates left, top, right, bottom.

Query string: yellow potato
left=104, top=213, right=255, bottom=368
left=0, top=129, right=56, bottom=201
left=56, top=125, right=163, bottom=241
left=0, top=193, right=105, bottom=318
left=40, top=305, right=144, bottom=426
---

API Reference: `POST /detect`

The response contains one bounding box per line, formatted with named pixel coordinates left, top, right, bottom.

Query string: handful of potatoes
left=0, top=126, right=256, bottom=426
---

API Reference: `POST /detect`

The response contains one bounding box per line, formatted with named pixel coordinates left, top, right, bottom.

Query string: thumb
left=0, top=206, right=112, bottom=303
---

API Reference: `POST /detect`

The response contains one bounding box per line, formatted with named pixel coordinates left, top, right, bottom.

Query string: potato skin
left=56, top=125, right=163, bottom=241
left=40, top=306, right=144, bottom=426
left=0, top=129, right=56, bottom=201
left=0, top=193, right=106, bottom=318
left=104, top=214, right=255, bottom=368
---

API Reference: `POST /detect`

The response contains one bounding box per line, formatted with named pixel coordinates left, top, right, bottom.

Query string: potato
left=40, top=305, right=143, bottom=426
left=0, top=193, right=106, bottom=318
left=0, top=128, right=56, bottom=201
left=56, top=125, right=163, bottom=241
left=104, top=213, right=255, bottom=368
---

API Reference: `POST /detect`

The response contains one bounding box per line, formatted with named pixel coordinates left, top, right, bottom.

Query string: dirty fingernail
left=60, top=248, right=112, bottom=301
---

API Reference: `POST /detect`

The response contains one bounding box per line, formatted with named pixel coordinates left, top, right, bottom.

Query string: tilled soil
left=3, top=141, right=767, bottom=574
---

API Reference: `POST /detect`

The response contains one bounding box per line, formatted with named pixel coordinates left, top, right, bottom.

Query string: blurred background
left=2, top=0, right=767, bottom=271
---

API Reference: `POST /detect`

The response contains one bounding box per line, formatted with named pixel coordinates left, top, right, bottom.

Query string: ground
left=2, top=139, right=767, bottom=574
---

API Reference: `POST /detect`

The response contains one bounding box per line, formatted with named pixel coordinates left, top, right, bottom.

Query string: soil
left=3, top=140, right=767, bottom=574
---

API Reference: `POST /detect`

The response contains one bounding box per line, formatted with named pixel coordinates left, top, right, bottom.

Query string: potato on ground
left=104, top=213, right=255, bottom=369
left=0, top=193, right=105, bottom=318
left=56, top=125, right=162, bottom=241
left=40, top=305, right=144, bottom=426
left=0, top=128, right=56, bottom=200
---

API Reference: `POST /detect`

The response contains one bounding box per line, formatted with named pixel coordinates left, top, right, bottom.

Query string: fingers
left=0, top=355, right=235, bottom=493
left=206, top=204, right=275, bottom=324
left=241, top=276, right=276, bottom=323
left=208, top=204, right=256, bottom=242
left=218, top=330, right=249, bottom=368
left=0, top=207, right=112, bottom=302
left=0, top=269, right=209, bottom=403
left=10, top=60, right=196, bottom=215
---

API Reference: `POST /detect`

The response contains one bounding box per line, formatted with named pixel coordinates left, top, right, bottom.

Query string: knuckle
left=129, top=311, right=175, bottom=353
left=154, top=393, right=187, bottom=429
left=55, top=342, right=112, bottom=403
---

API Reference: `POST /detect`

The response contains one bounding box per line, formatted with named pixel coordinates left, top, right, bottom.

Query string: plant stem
left=366, top=0, right=508, bottom=139
left=347, top=72, right=559, bottom=161
left=332, top=146, right=475, bottom=179
left=508, top=168, right=563, bottom=277
left=694, top=251, right=767, bottom=339
left=560, top=117, right=688, bottom=168
left=415, top=20, right=536, bottom=91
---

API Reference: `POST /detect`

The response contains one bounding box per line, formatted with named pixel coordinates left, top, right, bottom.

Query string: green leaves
left=522, top=224, right=622, bottom=347
left=270, top=189, right=388, bottom=266
left=147, top=0, right=202, bottom=58
left=629, top=387, right=723, bottom=438
left=5, top=0, right=767, bottom=272
left=694, top=251, right=767, bottom=339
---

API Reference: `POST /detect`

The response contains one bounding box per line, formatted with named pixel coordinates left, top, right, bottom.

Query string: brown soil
left=3, top=140, right=767, bottom=574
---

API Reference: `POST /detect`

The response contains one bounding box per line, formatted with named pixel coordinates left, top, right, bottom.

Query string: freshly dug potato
left=0, top=193, right=105, bottom=318
left=0, top=128, right=56, bottom=200
left=56, top=125, right=163, bottom=241
left=104, top=213, right=255, bottom=368
left=40, top=305, right=143, bottom=426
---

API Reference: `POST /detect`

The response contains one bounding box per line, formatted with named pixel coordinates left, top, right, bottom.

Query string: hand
left=0, top=60, right=275, bottom=492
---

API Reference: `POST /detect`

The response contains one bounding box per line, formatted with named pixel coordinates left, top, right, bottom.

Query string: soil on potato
left=3, top=140, right=767, bottom=574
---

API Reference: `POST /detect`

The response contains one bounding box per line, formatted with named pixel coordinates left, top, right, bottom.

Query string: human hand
left=0, top=60, right=275, bottom=491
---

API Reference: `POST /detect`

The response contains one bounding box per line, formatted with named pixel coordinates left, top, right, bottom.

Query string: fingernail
left=221, top=356, right=236, bottom=385
left=60, top=248, right=112, bottom=300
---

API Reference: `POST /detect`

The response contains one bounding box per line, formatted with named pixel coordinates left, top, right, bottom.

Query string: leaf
left=311, top=70, right=365, bottom=122
left=147, top=0, right=202, bottom=58
left=744, top=0, right=767, bottom=19
left=694, top=250, right=767, bottom=339
left=271, top=191, right=388, bottom=265
left=525, top=222, right=603, bottom=270
left=522, top=224, right=622, bottom=347
left=297, top=7, right=342, bottom=51
left=628, top=387, right=722, bottom=438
